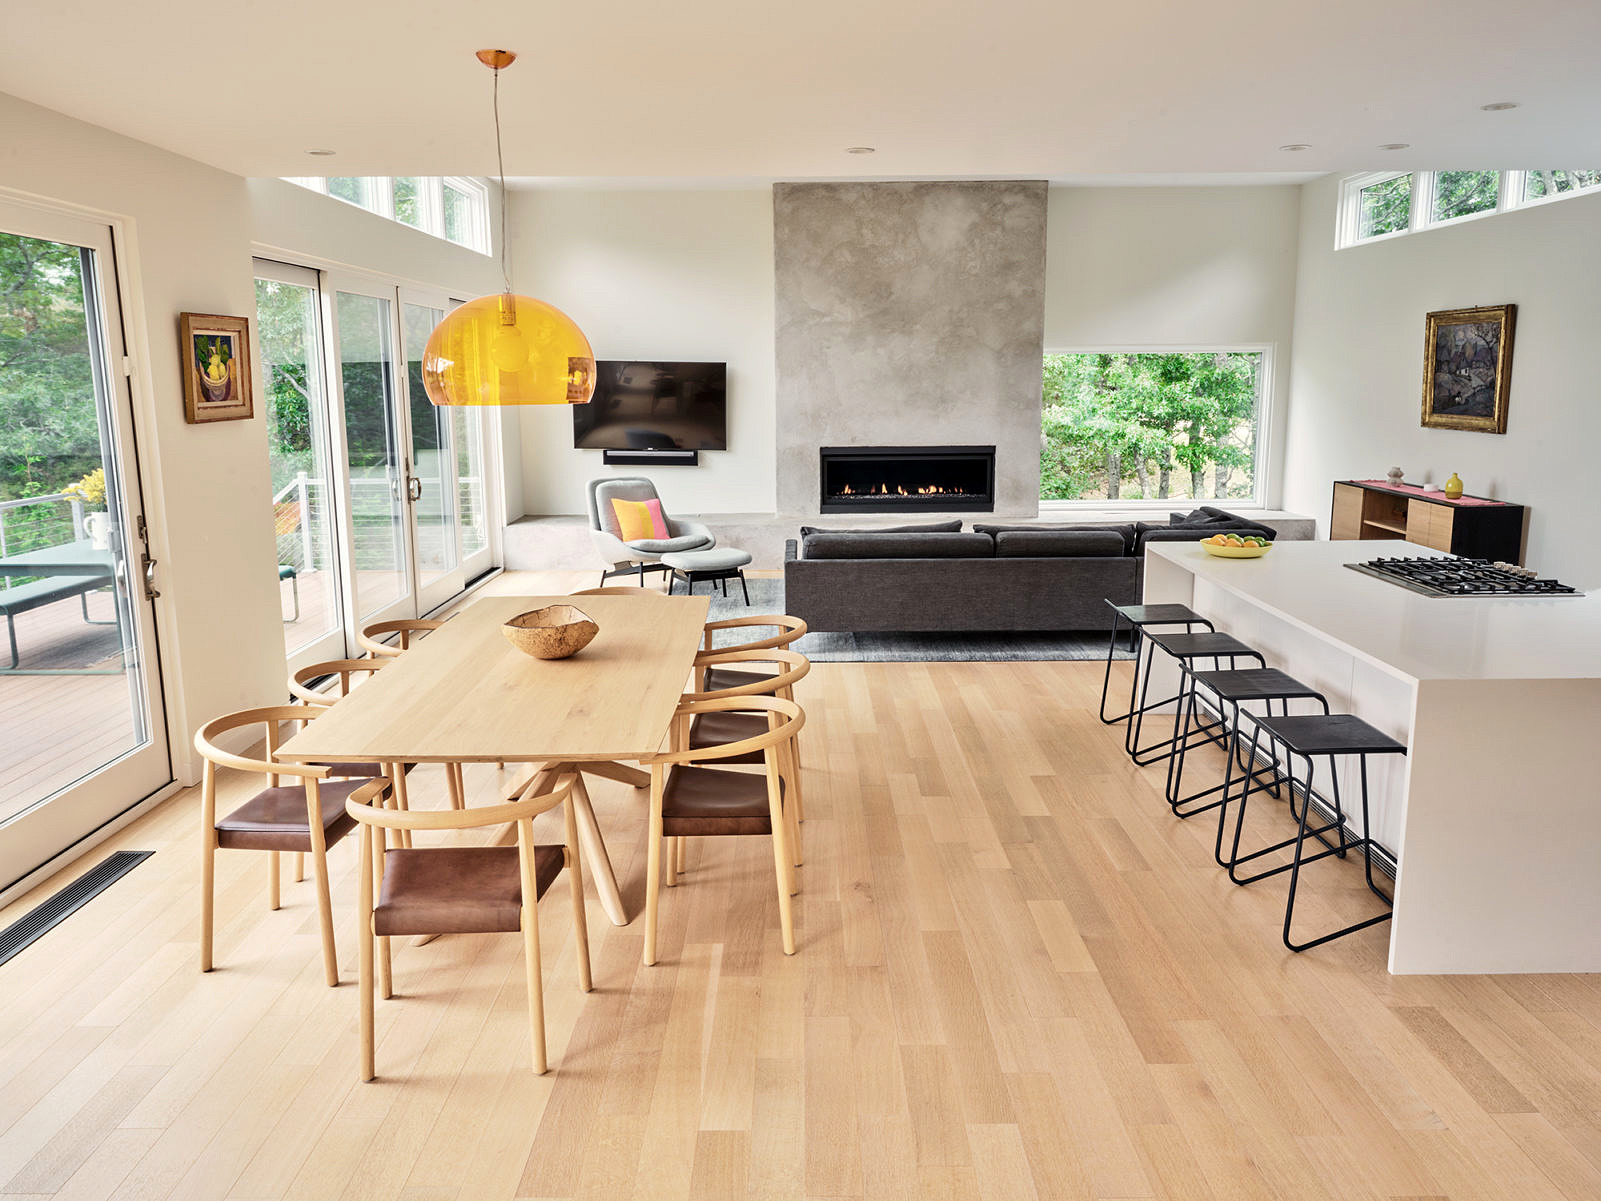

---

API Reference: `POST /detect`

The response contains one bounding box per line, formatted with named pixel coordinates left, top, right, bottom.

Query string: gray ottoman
left=661, top=547, right=753, bottom=603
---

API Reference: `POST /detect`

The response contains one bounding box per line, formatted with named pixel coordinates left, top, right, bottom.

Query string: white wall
left=1282, top=174, right=1601, bottom=584
left=248, top=177, right=502, bottom=300
left=2, top=90, right=277, bottom=782
left=1, top=92, right=516, bottom=783
left=1044, top=185, right=1304, bottom=509
left=508, top=187, right=776, bottom=518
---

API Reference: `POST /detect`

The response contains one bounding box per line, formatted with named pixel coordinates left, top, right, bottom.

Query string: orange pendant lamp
left=423, top=50, right=596, bottom=407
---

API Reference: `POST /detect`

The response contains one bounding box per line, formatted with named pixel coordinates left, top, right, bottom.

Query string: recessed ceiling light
left=306, top=148, right=336, bottom=156
left=845, top=146, right=876, bottom=155
left=1480, top=101, right=1519, bottom=112
left=1379, top=143, right=1410, bottom=151
left=1278, top=144, right=1311, bottom=152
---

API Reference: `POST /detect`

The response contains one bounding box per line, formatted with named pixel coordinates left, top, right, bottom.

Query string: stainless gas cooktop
left=1346, top=556, right=1584, bottom=598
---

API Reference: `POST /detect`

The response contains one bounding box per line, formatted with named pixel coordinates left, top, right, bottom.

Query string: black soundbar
left=601, top=448, right=700, bottom=466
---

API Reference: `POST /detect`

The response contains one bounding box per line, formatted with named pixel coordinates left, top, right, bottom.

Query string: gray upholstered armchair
left=587, top=477, right=715, bottom=586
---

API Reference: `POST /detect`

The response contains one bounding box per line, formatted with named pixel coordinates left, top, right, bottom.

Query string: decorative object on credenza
left=1386, top=466, right=1405, bottom=487
left=179, top=313, right=253, bottom=424
left=1421, top=303, right=1515, bottom=433
left=422, top=50, right=595, bottom=409
left=502, top=605, right=599, bottom=660
left=1443, top=472, right=1464, bottom=500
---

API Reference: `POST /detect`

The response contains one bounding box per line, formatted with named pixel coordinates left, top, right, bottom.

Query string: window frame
left=1337, top=168, right=1601, bottom=249
left=1037, top=343, right=1276, bottom=514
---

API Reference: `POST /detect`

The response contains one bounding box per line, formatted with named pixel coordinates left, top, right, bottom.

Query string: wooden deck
left=0, top=571, right=1597, bottom=1200
left=0, top=588, right=139, bottom=820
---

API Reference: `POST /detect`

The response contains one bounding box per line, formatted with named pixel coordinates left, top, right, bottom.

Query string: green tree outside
left=1040, top=351, right=1261, bottom=503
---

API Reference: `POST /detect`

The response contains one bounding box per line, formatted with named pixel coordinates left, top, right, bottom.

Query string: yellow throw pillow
left=612, top=497, right=669, bottom=541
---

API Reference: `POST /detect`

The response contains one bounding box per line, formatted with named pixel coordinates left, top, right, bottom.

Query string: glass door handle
left=141, top=552, right=160, bottom=601
left=406, top=475, right=423, bottom=502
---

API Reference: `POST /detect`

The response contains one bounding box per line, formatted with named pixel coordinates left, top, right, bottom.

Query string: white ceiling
left=4, top=0, right=1600, bottom=182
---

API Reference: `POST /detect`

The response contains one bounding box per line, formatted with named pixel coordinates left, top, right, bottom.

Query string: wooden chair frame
left=345, top=773, right=592, bottom=1078
left=357, top=618, right=446, bottom=660
left=194, top=704, right=349, bottom=987
left=678, top=647, right=810, bottom=864
left=640, top=695, right=805, bottom=964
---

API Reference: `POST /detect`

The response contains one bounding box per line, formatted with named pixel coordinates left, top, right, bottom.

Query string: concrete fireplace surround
left=773, top=180, right=1049, bottom=518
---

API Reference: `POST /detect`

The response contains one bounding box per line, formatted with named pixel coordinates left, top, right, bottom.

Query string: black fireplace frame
left=818, top=445, right=996, bottom=513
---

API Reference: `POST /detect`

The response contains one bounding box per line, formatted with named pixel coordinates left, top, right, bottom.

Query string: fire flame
left=836, top=483, right=967, bottom=496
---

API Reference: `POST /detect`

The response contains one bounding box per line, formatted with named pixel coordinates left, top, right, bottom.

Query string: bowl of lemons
left=1201, top=532, right=1272, bottom=558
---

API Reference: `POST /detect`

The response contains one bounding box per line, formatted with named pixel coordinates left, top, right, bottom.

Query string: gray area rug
left=693, top=574, right=1130, bottom=663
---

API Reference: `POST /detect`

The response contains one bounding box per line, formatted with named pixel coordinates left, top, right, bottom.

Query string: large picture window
left=1040, top=350, right=1266, bottom=505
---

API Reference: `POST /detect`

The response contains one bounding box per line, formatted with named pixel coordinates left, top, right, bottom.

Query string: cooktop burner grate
left=1346, top=556, right=1583, bottom=598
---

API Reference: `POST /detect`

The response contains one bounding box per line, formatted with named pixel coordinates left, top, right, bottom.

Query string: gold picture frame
left=1421, top=303, right=1515, bottom=434
left=179, top=312, right=254, bottom=424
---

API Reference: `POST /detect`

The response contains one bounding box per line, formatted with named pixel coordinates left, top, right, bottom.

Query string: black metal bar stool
left=1163, top=666, right=1329, bottom=821
left=1226, top=713, right=1406, bottom=952
left=1099, top=602, right=1215, bottom=728
left=1127, top=631, right=1266, bottom=766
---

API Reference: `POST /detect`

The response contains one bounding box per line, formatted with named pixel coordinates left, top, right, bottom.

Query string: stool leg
left=1281, top=752, right=1316, bottom=949
left=1099, top=614, right=1127, bottom=725
left=739, top=572, right=750, bottom=605
left=1284, top=752, right=1395, bottom=952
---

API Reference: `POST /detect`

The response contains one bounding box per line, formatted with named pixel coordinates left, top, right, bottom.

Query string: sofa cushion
left=974, top=522, right=1137, bottom=553
left=798, top=519, right=962, bottom=536
left=1170, top=508, right=1232, bottom=527
left=994, top=530, right=1128, bottom=558
left=801, top=531, right=995, bottom=560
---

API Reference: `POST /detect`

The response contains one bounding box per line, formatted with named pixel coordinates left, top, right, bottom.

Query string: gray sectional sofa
left=782, top=508, right=1278, bottom=634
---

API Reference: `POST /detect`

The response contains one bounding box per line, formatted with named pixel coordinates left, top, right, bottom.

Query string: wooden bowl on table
left=502, top=605, right=599, bottom=660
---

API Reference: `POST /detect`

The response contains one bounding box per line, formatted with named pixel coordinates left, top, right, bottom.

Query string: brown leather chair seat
left=701, top=665, right=776, bottom=693
left=215, top=778, right=367, bottom=852
left=688, top=710, right=767, bottom=764
left=373, top=845, right=565, bottom=937
left=661, top=765, right=782, bottom=836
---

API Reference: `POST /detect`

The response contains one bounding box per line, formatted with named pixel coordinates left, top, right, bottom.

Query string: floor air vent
left=0, top=851, right=153, bottom=968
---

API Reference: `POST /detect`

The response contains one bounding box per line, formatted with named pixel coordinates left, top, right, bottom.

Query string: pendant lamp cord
left=493, top=64, right=511, bottom=293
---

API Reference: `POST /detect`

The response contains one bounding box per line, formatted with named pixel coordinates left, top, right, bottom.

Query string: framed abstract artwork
left=1421, top=303, right=1515, bottom=434
left=179, top=312, right=253, bottom=424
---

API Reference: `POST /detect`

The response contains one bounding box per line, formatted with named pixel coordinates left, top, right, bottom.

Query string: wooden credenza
left=1330, top=480, right=1527, bottom=563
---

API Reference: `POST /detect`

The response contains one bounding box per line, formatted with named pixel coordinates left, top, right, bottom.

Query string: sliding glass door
left=255, top=261, right=344, bottom=665
left=401, top=299, right=462, bottom=611
left=328, top=281, right=413, bottom=627
left=0, top=202, right=169, bottom=890
left=258, top=267, right=499, bottom=661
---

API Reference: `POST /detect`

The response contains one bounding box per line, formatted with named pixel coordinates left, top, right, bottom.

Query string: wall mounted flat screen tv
left=572, top=361, right=728, bottom=451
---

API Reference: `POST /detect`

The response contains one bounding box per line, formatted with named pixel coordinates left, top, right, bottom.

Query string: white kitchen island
left=1143, top=539, right=1601, bottom=974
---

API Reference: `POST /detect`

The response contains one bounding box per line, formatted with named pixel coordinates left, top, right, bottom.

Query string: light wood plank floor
left=1, top=594, right=1599, bottom=1199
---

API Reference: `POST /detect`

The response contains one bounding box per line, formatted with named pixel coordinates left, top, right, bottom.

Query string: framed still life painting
left=179, top=312, right=253, bottom=424
left=1421, top=303, right=1515, bottom=434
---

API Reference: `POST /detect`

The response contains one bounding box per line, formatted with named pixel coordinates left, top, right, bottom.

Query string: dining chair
left=289, top=657, right=423, bottom=850
left=641, top=694, right=805, bottom=964
left=194, top=705, right=370, bottom=987
left=570, top=585, right=667, bottom=597
left=344, top=771, right=592, bottom=1078
left=680, top=647, right=811, bottom=860
left=358, top=618, right=446, bottom=659
left=698, top=614, right=808, bottom=692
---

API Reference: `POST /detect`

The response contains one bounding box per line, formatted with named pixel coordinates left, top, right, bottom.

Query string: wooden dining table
left=276, top=592, right=711, bottom=926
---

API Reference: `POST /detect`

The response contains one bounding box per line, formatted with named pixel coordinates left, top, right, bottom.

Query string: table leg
left=487, top=767, right=630, bottom=927
left=570, top=773, right=628, bottom=926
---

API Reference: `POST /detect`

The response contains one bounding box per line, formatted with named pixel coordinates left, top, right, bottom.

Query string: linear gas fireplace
left=818, top=445, right=996, bottom=513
